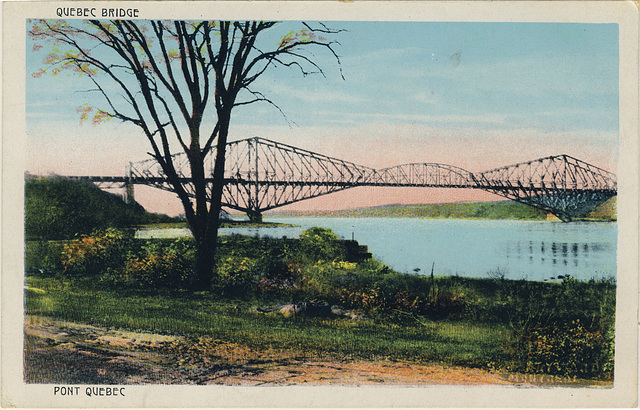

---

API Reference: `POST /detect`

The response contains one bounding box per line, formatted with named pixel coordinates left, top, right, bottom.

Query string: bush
left=504, top=316, right=614, bottom=379
left=498, top=276, right=616, bottom=379
left=59, top=230, right=195, bottom=290
left=216, top=256, right=259, bottom=290
left=299, top=260, right=364, bottom=305
left=120, top=239, right=195, bottom=289
left=25, top=241, right=64, bottom=276
left=298, top=227, right=344, bottom=262
left=60, top=228, right=132, bottom=277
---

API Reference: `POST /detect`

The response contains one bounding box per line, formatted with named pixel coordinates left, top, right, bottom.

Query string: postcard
left=2, top=1, right=638, bottom=408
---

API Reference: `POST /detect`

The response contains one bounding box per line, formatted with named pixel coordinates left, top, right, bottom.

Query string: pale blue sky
left=244, top=22, right=618, bottom=131
left=26, top=20, right=619, bottom=214
left=27, top=21, right=619, bottom=134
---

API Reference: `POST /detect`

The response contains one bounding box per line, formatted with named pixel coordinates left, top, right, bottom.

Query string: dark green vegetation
left=26, top=227, right=615, bottom=381
left=25, top=177, right=178, bottom=240
left=271, top=197, right=617, bottom=221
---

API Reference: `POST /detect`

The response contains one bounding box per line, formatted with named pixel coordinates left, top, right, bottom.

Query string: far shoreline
left=263, top=199, right=617, bottom=222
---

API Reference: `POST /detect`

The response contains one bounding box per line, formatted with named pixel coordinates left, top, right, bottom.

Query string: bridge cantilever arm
left=70, top=138, right=617, bottom=221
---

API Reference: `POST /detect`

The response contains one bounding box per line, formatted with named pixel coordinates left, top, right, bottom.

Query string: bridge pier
left=247, top=211, right=263, bottom=223
left=124, top=181, right=135, bottom=204
left=124, top=162, right=135, bottom=204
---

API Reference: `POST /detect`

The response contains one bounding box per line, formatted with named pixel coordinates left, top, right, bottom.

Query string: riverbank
left=24, top=315, right=608, bottom=386
left=24, top=228, right=615, bottom=384
left=136, top=220, right=298, bottom=229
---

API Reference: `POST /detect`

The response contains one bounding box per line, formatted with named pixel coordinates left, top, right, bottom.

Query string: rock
left=331, top=306, right=349, bottom=316
left=279, top=304, right=303, bottom=318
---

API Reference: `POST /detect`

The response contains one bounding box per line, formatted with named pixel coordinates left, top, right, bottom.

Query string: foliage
left=297, top=258, right=467, bottom=319
left=60, top=228, right=132, bottom=277
left=118, top=239, right=195, bottom=289
left=25, top=241, right=64, bottom=276
left=216, top=256, right=259, bottom=291
left=298, top=227, right=344, bottom=262
left=218, top=234, right=295, bottom=277
left=503, top=317, right=615, bottom=379
left=54, top=229, right=195, bottom=289
left=25, top=177, right=174, bottom=240
left=497, top=277, right=615, bottom=380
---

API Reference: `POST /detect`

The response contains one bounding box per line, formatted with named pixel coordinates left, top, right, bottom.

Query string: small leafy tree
left=29, top=19, right=343, bottom=289
left=299, top=227, right=344, bottom=262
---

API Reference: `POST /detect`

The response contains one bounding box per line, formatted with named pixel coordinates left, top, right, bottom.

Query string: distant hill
left=586, top=197, right=617, bottom=220
left=269, top=198, right=617, bottom=221
left=25, top=176, right=178, bottom=240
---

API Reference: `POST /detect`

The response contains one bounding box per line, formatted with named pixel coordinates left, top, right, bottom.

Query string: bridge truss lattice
left=67, top=137, right=617, bottom=222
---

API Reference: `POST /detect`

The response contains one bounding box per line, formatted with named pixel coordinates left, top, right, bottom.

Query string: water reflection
left=503, top=237, right=614, bottom=281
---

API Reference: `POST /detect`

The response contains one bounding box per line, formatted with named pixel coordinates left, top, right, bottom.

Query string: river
left=137, top=217, right=617, bottom=282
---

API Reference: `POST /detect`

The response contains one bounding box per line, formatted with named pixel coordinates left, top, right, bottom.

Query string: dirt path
left=24, top=315, right=610, bottom=387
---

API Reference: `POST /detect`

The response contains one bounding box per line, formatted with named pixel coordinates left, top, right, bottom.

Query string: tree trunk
left=193, top=231, right=217, bottom=290
left=190, top=110, right=231, bottom=290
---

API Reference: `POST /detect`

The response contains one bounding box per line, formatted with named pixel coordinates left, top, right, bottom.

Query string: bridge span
left=63, top=137, right=617, bottom=222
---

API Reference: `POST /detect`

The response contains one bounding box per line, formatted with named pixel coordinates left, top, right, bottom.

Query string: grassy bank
left=25, top=177, right=180, bottom=240
left=26, top=277, right=505, bottom=368
left=25, top=228, right=615, bottom=381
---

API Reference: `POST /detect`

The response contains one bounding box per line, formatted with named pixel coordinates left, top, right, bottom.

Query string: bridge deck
left=61, top=137, right=617, bottom=222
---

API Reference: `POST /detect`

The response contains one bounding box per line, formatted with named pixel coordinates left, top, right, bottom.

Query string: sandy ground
left=23, top=315, right=611, bottom=387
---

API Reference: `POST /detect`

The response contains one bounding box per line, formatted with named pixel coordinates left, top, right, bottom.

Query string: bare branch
left=29, top=18, right=344, bottom=288
left=235, top=88, right=298, bottom=127
left=302, top=21, right=348, bottom=34
left=201, top=122, right=220, bottom=158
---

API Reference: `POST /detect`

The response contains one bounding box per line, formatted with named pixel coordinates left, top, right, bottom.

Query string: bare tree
left=29, top=19, right=343, bottom=289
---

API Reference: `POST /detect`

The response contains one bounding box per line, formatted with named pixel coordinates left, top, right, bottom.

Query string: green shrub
left=294, top=257, right=469, bottom=319
left=60, top=228, right=132, bottom=277
left=57, top=230, right=196, bottom=290
left=497, top=277, right=616, bottom=379
left=119, top=238, right=195, bottom=289
left=299, top=260, right=361, bottom=304
left=298, top=227, right=344, bottom=262
left=25, top=241, right=64, bottom=276
left=216, top=256, right=259, bottom=290
left=504, top=315, right=614, bottom=379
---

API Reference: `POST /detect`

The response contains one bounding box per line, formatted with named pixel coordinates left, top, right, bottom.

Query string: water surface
left=138, top=217, right=617, bottom=282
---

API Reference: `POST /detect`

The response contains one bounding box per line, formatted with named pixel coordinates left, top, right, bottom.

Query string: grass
left=24, top=228, right=616, bottom=380
left=25, top=277, right=506, bottom=368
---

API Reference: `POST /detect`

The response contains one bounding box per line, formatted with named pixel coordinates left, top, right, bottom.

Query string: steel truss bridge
left=66, top=137, right=617, bottom=222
